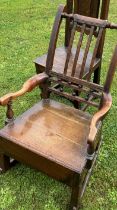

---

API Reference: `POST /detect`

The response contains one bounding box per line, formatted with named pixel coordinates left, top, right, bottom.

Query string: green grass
left=0, top=0, right=117, bottom=209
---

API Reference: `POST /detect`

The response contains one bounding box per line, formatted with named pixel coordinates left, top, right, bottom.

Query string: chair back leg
left=70, top=174, right=82, bottom=210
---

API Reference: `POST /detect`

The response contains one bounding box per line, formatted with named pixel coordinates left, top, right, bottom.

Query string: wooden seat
left=34, top=47, right=100, bottom=78
left=0, top=5, right=117, bottom=210
left=0, top=100, right=91, bottom=175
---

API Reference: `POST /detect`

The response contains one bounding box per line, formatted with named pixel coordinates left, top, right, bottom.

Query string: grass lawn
left=0, top=0, right=117, bottom=209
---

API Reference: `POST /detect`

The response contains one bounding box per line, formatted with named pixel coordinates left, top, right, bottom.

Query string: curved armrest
left=0, top=72, right=48, bottom=106
left=88, top=93, right=112, bottom=145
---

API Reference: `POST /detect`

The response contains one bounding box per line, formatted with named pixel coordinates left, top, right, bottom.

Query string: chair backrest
left=44, top=6, right=117, bottom=112
left=46, top=6, right=109, bottom=79
left=74, top=0, right=110, bottom=19
left=65, top=0, right=110, bottom=55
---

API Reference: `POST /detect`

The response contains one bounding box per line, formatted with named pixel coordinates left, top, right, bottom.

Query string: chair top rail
left=62, top=13, right=108, bottom=27
left=62, top=13, right=117, bottom=29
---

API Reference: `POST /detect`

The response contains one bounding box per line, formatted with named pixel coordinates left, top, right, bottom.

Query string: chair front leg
left=69, top=174, right=82, bottom=210
left=0, top=153, right=18, bottom=173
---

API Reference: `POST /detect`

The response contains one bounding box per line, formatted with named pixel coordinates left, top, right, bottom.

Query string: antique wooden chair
left=35, top=4, right=115, bottom=109
left=0, top=6, right=117, bottom=210
left=34, top=0, right=110, bottom=84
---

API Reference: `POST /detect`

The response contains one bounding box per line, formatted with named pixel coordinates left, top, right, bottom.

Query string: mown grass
left=0, top=0, right=117, bottom=209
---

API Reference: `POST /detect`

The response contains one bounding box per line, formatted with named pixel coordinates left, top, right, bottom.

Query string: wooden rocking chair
left=0, top=6, right=117, bottom=210
left=35, top=0, right=110, bottom=85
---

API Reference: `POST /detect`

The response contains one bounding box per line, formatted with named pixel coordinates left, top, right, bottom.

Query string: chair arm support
left=106, top=22, right=117, bottom=29
left=0, top=72, right=48, bottom=106
left=88, top=93, right=112, bottom=145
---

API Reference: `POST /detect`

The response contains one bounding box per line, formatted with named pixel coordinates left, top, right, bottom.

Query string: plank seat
left=34, top=47, right=100, bottom=78
left=0, top=100, right=91, bottom=174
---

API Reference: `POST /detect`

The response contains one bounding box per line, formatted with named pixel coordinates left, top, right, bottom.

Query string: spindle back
left=65, top=0, right=110, bottom=51
left=44, top=6, right=117, bottom=112
left=46, top=6, right=107, bottom=79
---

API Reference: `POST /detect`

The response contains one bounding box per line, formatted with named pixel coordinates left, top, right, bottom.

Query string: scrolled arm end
left=0, top=72, right=49, bottom=106
left=22, top=72, right=48, bottom=92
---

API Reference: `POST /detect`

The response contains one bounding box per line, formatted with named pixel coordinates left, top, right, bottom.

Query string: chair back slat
left=47, top=11, right=109, bottom=81
left=65, top=0, right=110, bottom=57
left=64, top=23, right=77, bottom=75
left=62, top=14, right=106, bottom=79
left=71, top=23, right=86, bottom=77
left=87, top=28, right=103, bottom=81
left=79, top=25, right=94, bottom=79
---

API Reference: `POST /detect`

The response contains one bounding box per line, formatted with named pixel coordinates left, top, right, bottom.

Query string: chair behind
left=65, top=0, right=110, bottom=83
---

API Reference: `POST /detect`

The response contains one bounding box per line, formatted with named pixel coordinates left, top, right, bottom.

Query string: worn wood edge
left=0, top=133, right=86, bottom=174
left=88, top=92, right=112, bottom=144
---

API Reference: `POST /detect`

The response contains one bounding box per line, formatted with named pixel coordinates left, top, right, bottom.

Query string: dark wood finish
left=104, top=45, right=117, bottom=93
left=0, top=100, right=91, bottom=174
left=34, top=0, right=113, bottom=93
left=46, top=5, right=65, bottom=73
left=0, top=154, right=17, bottom=173
left=0, top=7, right=117, bottom=209
left=0, top=154, right=10, bottom=172
left=73, top=0, right=100, bottom=17
left=35, top=47, right=101, bottom=79
left=66, top=0, right=110, bottom=49
left=65, top=0, right=109, bottom=47
left=93, top=0, right=110, bottom=83
left=45, top=10, right=116, bottom=90
left=78, top=25, right=94, bottom=78
left=69, top=173, right=81, bottom=209
left=64, top=22, right=77, bottom=75
left=71, top=23, right=86, bottom=77
left=5, top=100, right=14, bottom=125
left=49, top=78, right=102, bottom=98
left=34, top=0, right=110, bottom=87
